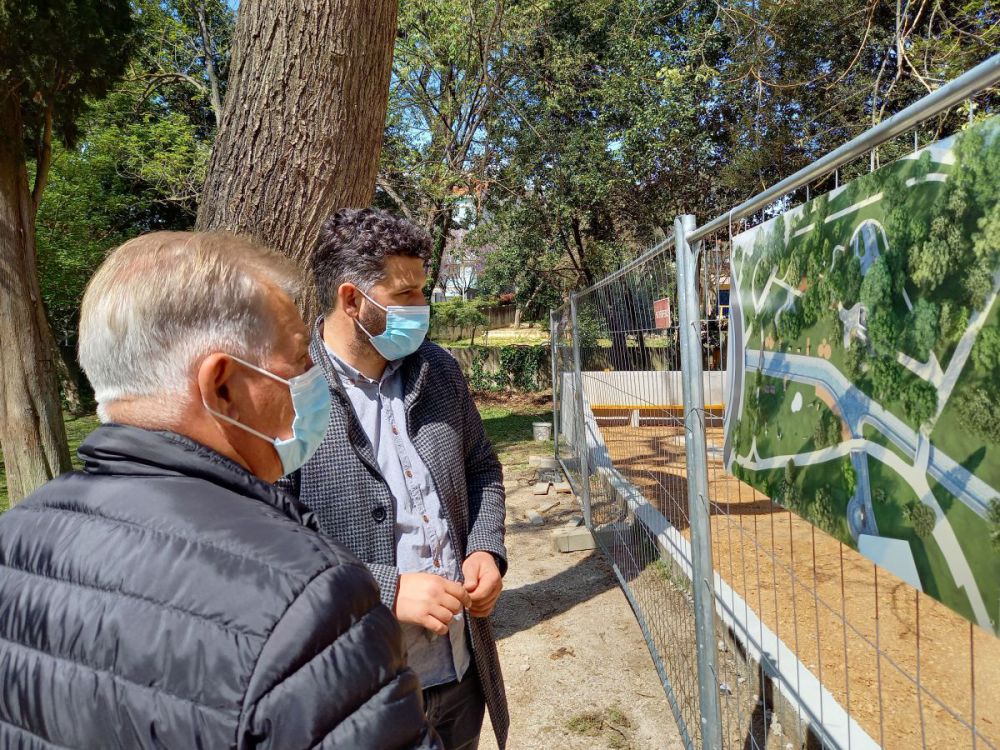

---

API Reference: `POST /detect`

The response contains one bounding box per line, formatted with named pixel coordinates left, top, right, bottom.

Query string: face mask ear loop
left=202, top=399, right=277, bottom=444
left=202, top=354, right=292, bottom=445
left=358, top=287, right=389, bottom=313
left=354, top=287, right=388, bottom=339
left=225, top=354, right=291, bottom=387
left=354, top=317, right=379, bottom=340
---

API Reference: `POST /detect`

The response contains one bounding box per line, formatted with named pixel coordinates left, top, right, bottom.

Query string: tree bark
left=196, top=0, right=399, bottom=319
left=53, top=342, right=85, bottom=416
left=424, top=204, right=452, bottom=297
left=0, top=96, right=73, bottom=504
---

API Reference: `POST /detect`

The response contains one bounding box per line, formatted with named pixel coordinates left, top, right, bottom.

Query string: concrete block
left=553, top=481, right=573, bottom=494
left=532, top=482, right=551, bottom=495
left=536, top=468, right=563, bottom=484
left=551, top=525, right=596, bottom=553
left=527, top=510, right=545, bottom=526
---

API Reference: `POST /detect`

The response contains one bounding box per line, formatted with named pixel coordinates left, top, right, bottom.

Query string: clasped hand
left=393, top=552, right=503, bottom=635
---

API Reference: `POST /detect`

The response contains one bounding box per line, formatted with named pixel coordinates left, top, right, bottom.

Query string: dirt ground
left=478, top=470, right=686, bottom=750
left=598, top=421, right=1000, bottom=749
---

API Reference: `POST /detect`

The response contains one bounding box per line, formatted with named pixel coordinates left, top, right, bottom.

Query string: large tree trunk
left=196, top=0, right=399, bottom=320
left=0, top=97, right=72, bottom=505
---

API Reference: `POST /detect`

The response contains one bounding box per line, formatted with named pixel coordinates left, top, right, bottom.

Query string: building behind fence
left=551, top=54, right=1000, bottom=750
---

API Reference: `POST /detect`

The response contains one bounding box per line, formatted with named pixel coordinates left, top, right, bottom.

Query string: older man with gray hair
left=0, top=232, right=440, bottom=749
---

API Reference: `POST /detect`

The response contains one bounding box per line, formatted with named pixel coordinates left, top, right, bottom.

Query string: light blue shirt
left=325, top=345, right=471, bottom=688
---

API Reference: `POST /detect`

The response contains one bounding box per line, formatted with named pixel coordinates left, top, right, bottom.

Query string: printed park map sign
left=725, top=117, right=1000, bottom=634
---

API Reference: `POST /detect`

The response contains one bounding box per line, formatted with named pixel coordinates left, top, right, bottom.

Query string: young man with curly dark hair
left=278, top=208, right=509, bottom=750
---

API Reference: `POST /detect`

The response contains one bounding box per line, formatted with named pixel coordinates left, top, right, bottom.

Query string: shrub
left=906, top=502, right=937, bottom=538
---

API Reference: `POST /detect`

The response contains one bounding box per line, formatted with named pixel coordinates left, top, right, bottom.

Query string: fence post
left=675, top=214, right=722, bottom=750
left=569, top=294, right=592, bottom=528
left=550, top=308, right=560, bottom=456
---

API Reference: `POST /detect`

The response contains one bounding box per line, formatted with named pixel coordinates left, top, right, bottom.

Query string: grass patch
left=930, top=479, right=1000, bottom=632
left=930, top=296, right=1000, bottom=491
left=867, top=457, right=976, bottom=624
left=437, top=329, right=550, bottom=348
left=752, top=375, right=836, bottom=459
left=738, top=456, right=854, bottom=546
left=478, top=403, right=553, bottom=480
left=0, top=412, right=100, bottom=513
left=565, top=705, right=632, bottom=748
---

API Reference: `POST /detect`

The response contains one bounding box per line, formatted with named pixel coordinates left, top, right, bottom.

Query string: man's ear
left=338, top=282, right=362, bottom=319
left=197, top=353, right=239, bottom=419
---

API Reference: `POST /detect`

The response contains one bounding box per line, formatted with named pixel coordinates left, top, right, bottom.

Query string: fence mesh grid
left=551, top=161, right=1000, bottom=747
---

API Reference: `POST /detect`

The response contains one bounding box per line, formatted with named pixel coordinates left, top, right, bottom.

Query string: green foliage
left=989, top=498, right=1000, bottom=553
left=810, top=487, right=836, bottom=530
left=813, top=409, right=841, bottom=449
left=776, top=305, right=803, bottom=343
left=469, top=345, right=548, bottom=392
left=972, top=327, right=1000, bottom=374
left=431, top=299, right=489, bottom=343
left=909, top=299, right=939, bottom=361
left=906, top=502, right=937, bottom=539
left=901, top=378, right=938, bottom=426
left=938, top=301, right=970, bottom=348
left=869, top=356, right=904, bottom=403
left=958, top=385, right=1000, bottom=444
left=844, top=338, right=866, bottom=380
left=866, top=310, right=897, bottom=357
left=842, top=462, right=857, bottom=499
left=860, top=256, right=892, bottom=312
left=0, top=0, right=135, bottom=146
left=33, top=0, right=229, bottom=351
left=784, top=459, right=797, bottom=485
left=829, top=253, right=863, bottom=309
left=906, top=119, right=1000, bottom=311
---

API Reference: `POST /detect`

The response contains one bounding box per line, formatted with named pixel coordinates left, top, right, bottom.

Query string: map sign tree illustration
left=725, top=117, right=1000, bottom=634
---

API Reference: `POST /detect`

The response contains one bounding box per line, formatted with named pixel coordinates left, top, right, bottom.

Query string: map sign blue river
left=724, top=117, right=1000, bottom=635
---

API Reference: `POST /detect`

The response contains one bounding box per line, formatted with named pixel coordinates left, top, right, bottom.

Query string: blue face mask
left=203, top=356, right=331, bottom=476
left=355, top=289, right=430, bottom=361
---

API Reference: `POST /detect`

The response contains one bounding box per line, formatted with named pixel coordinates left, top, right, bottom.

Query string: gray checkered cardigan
left=278, top=320, right=509, bottom=748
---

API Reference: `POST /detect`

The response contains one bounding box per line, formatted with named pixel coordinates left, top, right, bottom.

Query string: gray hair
left=79, top=231, right=302, bottom=422
left=310, top=208, right=432, bottom=311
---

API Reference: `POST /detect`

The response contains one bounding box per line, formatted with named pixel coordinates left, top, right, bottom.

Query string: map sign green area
left=724, top=117, right=1000, bottom=634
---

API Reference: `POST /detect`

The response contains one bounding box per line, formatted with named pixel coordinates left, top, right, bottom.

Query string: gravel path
left=479, top=479, right=685, bottom=750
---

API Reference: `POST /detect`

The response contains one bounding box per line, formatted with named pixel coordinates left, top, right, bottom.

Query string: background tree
left=379, top=0, right=538, bottom=294
left=972, top=327, right=1000, bottom=373
left=196, top=0, right=399, bottom=310
left=0, top=0, right=134, bottom=503
left=906, top=502, right=937, bottom=539
left=909, top=299, right=939, bottom=361
left=34, top=0, right=230, bottom=412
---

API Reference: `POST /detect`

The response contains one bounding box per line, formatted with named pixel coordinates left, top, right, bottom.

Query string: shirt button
left=392, top=426, right=399, bottom=435
left=433, top=559, right=440, bottom=568
left=371, top=506, right=387, bottom=523
left=422, top=514, right=430, bottom=523
left=405, top=470, right=413, bottom=478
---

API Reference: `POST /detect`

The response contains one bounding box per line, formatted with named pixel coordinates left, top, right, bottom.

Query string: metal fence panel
left=549, top=52, right=1000, bottom=750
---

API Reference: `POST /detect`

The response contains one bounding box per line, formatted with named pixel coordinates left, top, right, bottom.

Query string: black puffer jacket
left=0, top=425, right=439, bottom=750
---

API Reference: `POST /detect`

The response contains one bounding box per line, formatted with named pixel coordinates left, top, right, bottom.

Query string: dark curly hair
left=311, top=208, right=432, bottom=311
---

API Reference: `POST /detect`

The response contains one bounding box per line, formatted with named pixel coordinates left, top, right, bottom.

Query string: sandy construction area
left=597, top=421, right=1000, bottom=749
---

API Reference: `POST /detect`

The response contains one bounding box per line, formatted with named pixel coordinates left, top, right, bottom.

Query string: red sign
left=653, top=298, right=672, bottom=329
